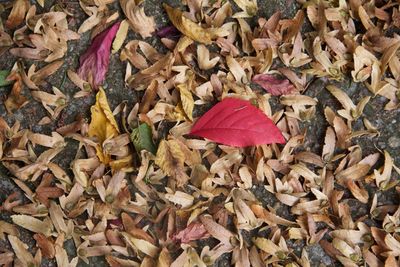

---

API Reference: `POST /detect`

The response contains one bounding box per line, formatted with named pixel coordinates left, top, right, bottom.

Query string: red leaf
left=190, top=98, right=285, bottom=147
left=78, top=22, right=120, bottom=90
left=173, top=222, right=210, bottom=244
left=252, top=74, right=296, bottom=96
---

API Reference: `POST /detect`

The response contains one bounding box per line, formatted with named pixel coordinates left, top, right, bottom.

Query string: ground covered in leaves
left=0, top=0, right=400, bottom=266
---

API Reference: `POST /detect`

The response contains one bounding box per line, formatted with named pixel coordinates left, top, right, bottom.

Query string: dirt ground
left=0, top=0, right=399, bottom=266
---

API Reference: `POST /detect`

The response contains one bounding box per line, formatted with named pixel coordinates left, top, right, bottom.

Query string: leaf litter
left=0, top=0, right=399, bottom=266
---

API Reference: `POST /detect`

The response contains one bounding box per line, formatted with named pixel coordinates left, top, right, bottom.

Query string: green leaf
left=131, top=123, right=156, bottom=155
left=0, top=70, right=11, bottom=87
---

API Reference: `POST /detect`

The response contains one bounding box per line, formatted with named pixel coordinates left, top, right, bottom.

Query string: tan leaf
left=177, top=83, right=194, bottom=121
left=112, top=20, right=129, bottom=54
left=6, top=0, right=29, bottom=29
left=197, top=44, right=220, bottom=70
left=11, top=215, right=53, bottom=236
left=120, top=0, right=155, bottom=38
left=8, top=235, right=35, bottom=266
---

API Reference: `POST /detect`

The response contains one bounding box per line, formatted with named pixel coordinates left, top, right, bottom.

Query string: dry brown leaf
left=11, top=215, right=53, bottom=236
left=120, top=0, right=155, bottom=38
left=4, top=71, right=28, bottom=113
left=6, top=0, right=30, bottom=29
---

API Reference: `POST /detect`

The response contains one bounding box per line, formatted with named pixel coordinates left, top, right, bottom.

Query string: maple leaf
left=190, top=98, right=286, bottom=147
left=78, top=22, right=120, bottom=90
left=252, top=74, right=296, bottom=96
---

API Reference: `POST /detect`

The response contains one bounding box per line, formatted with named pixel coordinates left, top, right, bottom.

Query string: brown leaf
left=33, top=234, right=55, bottom=259
left=6, top=0, right=29, bottom=29
left=4, top=71, right=28, bottom=113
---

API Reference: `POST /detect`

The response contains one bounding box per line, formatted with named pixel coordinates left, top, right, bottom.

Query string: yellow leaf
left=155, top=139, right=188, bottom=186
left=112, top=20, right=129, bottom=54
left=177, top=83, right=194, bottom=121
left=88, top=87, right=120, bottom=164
left=164, top=4, right=213, bottom=45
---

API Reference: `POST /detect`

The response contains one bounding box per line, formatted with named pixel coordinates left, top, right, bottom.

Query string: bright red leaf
left=173, top=222, right=210, bottom=244
left=78, top=22, right=120, bottom=90
left=252, top=74, right=296, bottom=96
left=190, top=98, right=285, bottom=147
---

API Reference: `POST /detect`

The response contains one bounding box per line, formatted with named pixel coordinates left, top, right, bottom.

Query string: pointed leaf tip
left=190, top=98, right=285, bottom=147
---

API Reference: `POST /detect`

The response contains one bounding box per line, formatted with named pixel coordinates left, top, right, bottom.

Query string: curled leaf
left=78, top=22, right=120, bottom=89
left=88, top=87, right=120, bottom=164
left=164, top=4, right=213, bottom=44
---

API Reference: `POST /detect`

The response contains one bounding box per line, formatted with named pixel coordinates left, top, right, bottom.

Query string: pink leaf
left=78, top=22, right=120, bottom=90
left=190, top=98, right=285, bottom=147
left=252, top=74, right=296, bottom=96
left=173, top=222, right=211, bottom=244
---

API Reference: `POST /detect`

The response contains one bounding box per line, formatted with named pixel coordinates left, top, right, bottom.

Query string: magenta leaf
left=156, top=25, right=181, bottom=39
left=252, top=74, right=296, bottom=96
left=190, top=98, right=286, bottom=147
left=78, top=22, right=121, bottom=90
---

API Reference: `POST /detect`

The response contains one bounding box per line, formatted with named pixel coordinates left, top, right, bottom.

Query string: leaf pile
left=0, top=0, right=399, bottom=266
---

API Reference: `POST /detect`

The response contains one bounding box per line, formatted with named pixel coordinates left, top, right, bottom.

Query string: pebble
left=388, top=136, right=400, bottom=148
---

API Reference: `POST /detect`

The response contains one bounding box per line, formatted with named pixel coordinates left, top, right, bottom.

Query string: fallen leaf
left=88, top=87, right=120, bottom=164
left=155, top=139, right=188, bottom=186
left=4, top=71, right=28, bottom=113
left=190, top=98, right=285, bottom=147
left=78, top=22, right=120, bottom=89
left=131, top=122, right=156, bottom=155
left=164, top=4, right=213, bottom=44
left=6, top=0, right=29, bottom=29
left=11, top=215, right=53, bottom=236
left=112, top=20, right=129, bottom=54
left=252, top=74, right=296, bottom=96
left=33, top=233, right=55, bottom=259
left=0, top=70, right=12, bottom=87
left=156, top=25, right=181, bottom=39
left=120, top=0, right=156, bottom=38
left=173, top=222, right=211, bottom=244
left=177, top=82, right=194, bottom=121
left=8, top=235, right=35, bottom=266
